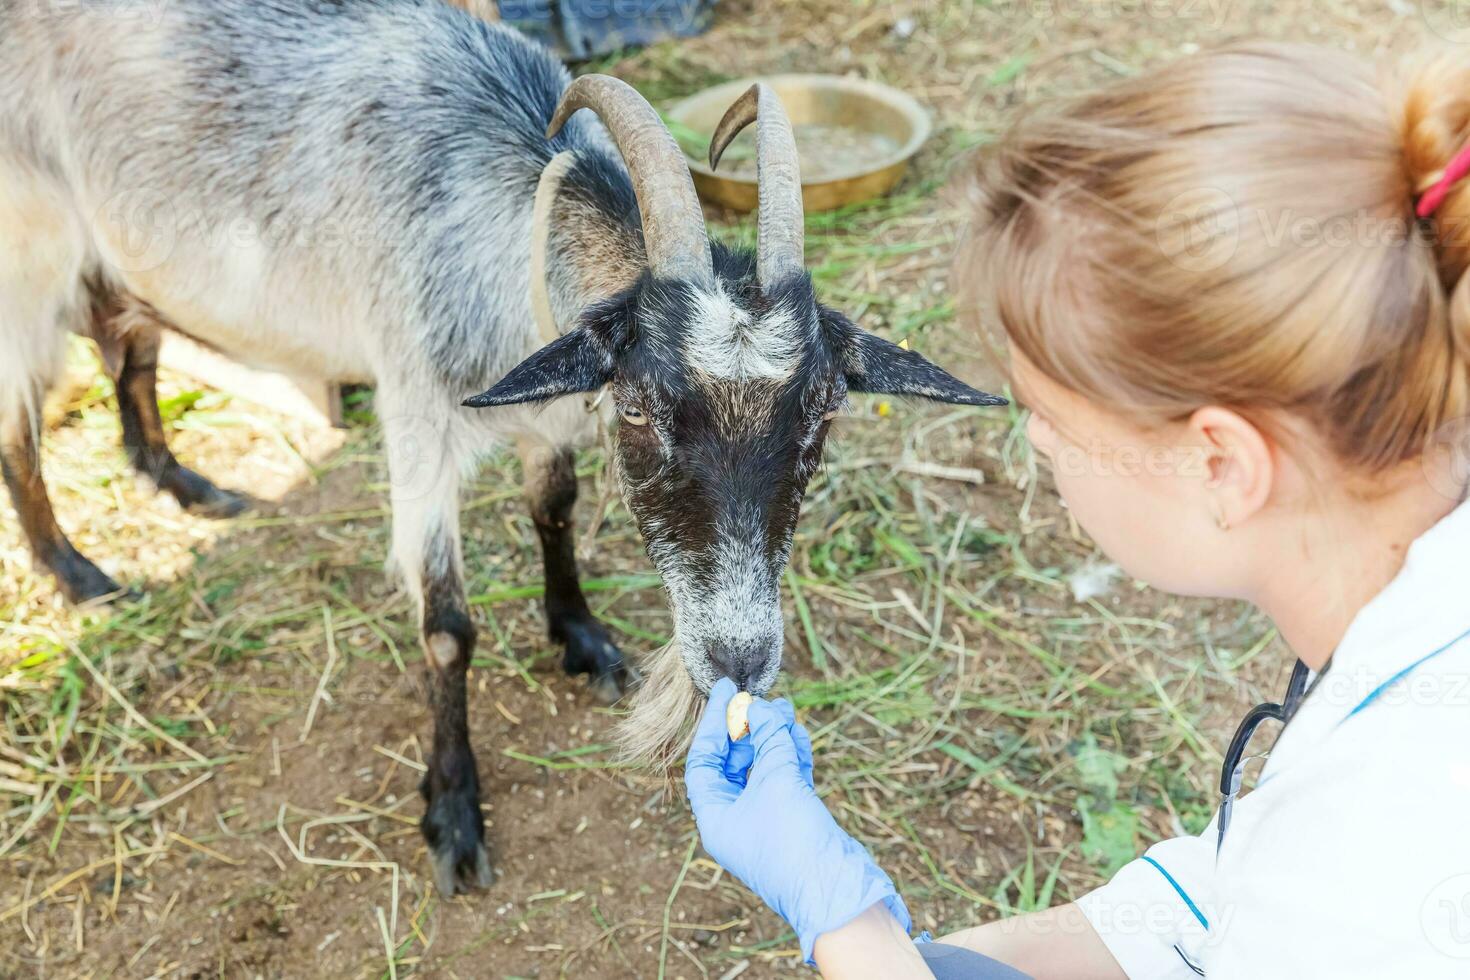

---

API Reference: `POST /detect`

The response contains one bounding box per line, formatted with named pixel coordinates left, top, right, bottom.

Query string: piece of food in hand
left=726, top=691, right=754, bottom=741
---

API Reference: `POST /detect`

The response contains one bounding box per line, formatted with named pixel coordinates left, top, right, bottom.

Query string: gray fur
left=0, top=0, right=623, bottom=607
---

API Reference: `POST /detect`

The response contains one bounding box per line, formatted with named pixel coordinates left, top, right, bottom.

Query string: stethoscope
left=1216, top=659, right=1314, bottom=854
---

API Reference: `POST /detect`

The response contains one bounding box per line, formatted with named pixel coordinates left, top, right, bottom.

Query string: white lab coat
left=1077, top=500, right=1470, bottom=978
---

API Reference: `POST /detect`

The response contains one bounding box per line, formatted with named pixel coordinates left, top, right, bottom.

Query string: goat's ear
left=824, top=309, right=1008, bottom=407
left=463, top=327, right=613, bottom=408
left=466, top=293, right=635, bottom=408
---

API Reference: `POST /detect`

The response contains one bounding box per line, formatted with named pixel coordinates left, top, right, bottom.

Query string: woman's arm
left=940, top=903, right=1127, bottom=980
left=813, top=901, right=1125, bottom=980
left=813, top=903, right=931, bottom=979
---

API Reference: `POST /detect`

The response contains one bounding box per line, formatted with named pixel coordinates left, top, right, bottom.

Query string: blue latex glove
left=685, top=678, right=911, bottom=964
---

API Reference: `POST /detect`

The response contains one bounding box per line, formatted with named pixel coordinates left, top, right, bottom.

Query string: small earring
left=1211, top=501, right=1230, bottom=532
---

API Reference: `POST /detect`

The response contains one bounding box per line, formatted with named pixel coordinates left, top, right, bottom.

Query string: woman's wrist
left=781, top=830, right=911, bottom=963
left=812, top=902, right=930, bottom=979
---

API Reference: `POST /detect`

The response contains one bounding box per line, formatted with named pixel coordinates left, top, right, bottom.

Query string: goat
left=0, top=0, right=1004, bottom=895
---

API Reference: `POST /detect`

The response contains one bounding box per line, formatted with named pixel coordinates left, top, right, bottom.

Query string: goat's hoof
left=189, top=487, right=251, bottom=519
left=591, top=661, right=642, bottom=705
left=588, top=672, right=623, bottom=706
left=52, top=549, right=137, bottom=607
left=429, top=840, right=495, bottom=898
left=168, top=468, right=252, bottom=518
left=420, top=781, right=495, bottom=896
left=555, top=615, right=633, bottom=703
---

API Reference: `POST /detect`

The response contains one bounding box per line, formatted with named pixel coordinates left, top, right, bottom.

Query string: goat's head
left=467, top=77, right=1004, bottom=710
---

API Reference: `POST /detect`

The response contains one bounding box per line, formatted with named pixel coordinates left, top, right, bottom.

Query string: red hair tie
left=1416, top=143, right=1470, bottom=218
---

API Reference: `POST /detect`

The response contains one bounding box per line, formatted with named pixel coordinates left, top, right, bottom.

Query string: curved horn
left=709, top=83, right=805, bottom=284
left=547, top=74, right=713, bottom=284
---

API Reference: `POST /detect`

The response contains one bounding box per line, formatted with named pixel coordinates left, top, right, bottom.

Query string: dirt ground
left=0, top=1, right=1441, bottom=977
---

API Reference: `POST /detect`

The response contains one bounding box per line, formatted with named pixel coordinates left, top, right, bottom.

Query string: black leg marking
left=111, top=330, right=249, bottom=518
left=522, top=445, right=631, bottom=704
left=1, top=409, right=128, bottom=605
left=418, top=549, right=494, bottom=896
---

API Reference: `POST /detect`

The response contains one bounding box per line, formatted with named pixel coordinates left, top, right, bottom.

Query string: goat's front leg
left=419, top=533, right=493, bottom=895
left=104, top=327, right=249, bottom=517
left=518, top=441, right=631, bottom=703
left=383, top=410, right=493, bottom=896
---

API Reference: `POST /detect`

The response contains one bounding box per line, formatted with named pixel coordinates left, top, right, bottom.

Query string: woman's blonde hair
left=960, top=42, right=1470, bottom=474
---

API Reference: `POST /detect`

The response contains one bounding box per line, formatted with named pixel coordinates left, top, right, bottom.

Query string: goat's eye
left=619, top=405, right=649, bottom=427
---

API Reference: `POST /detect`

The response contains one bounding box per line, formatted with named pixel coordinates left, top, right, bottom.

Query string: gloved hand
left=685, top=678, right=911, bottom=964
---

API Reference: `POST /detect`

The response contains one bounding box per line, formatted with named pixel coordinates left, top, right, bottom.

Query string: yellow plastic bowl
left=668, top=74, right=933, bottom=213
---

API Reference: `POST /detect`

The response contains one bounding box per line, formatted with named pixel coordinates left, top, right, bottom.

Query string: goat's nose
left=710, top=648, right=753, bottom=690
left=710, top=643, right=776, bottom=693
left=708, top=640, right=782, bottom=693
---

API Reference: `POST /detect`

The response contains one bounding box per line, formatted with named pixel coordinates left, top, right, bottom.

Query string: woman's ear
left=1189, top=406, right=1274, bottom=529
